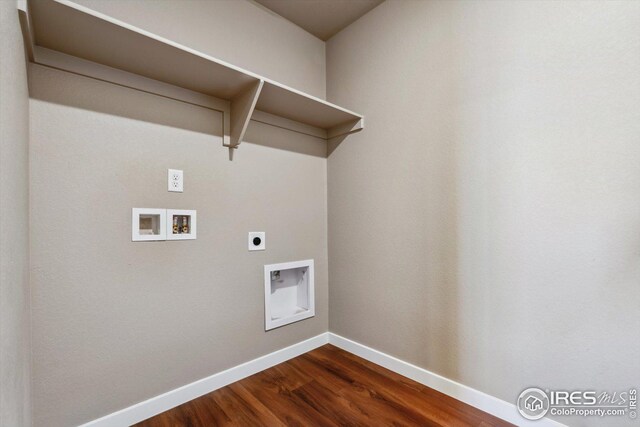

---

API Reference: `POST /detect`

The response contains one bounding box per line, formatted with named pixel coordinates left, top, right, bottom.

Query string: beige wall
left=327, top=1, right=640, bottom=426
left=29, top=62, right=328, bottom=426
left=71, top=0, right=326, bottom=99
left=27, top=2, right=328, bottom=425
left=10, top=0, right=328, bottom=422
left=0, top=2, right=32, bottom=427
left=21, top=0, right=640, bottom=426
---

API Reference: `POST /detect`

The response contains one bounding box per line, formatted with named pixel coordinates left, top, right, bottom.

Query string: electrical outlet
left=248, top=232, right=265, bottom=251
left=168, top=169, right=183, bottom=192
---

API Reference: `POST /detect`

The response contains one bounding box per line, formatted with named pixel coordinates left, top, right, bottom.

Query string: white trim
left=328, top=333, right=566, bottom=427
left=79, top=332, right=566, bottom=427
left=79, top=333, right=329, bottom=427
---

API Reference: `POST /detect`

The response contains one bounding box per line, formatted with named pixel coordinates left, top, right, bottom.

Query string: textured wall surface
left=26, top=1, right=329, bottom=425
left=29, top=63, right=328, bottom=425
left=0, top=1, right=32, bottom=426
left=327, top=1, right=640, bottom=426
left=71, top=0, right=327, bottom=99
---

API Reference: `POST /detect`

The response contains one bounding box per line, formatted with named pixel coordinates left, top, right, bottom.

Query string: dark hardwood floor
left=135, top=344, right=514, bottom=427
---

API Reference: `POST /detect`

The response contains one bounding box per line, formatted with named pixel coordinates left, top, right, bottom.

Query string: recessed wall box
left=132, top=208, right=167, bottom=241
left=248, top=232, right=265, bottom=251
left=166, top=209, right=197, bottom=240
left=264, top=259, right=315, bottom=330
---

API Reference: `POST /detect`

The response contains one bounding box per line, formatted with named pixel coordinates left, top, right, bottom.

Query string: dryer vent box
left=264, top=259, right=314, bottom=330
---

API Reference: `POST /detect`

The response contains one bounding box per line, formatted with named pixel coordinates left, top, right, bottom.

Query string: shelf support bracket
left=224, top=79, right=264, bottom=155
left=17, top=0, right=35, bottom=61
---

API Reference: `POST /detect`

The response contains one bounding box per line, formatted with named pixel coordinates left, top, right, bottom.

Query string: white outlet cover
left=248, top=232, right=265, bottom=251
left=168, top=169, right=183, bottom=192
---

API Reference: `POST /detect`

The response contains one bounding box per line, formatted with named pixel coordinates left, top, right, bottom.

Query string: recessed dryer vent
left=264, top=260, right=315, bottom=330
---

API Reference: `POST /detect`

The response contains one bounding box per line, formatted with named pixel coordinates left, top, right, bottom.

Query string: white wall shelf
left=17, top=0, right=364, bottom=154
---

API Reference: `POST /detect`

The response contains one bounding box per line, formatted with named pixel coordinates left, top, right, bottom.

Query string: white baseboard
left=328, top=333, right=566, bottom=427
left=81, top=331, right=565, bottom=427
left=79, top=333, right=329, bottom=427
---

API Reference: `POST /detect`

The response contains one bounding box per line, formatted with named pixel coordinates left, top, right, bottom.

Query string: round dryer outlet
left=248, top=232, right=265, bottom=251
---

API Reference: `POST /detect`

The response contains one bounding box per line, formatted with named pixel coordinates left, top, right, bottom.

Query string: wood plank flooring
left=135, top=345, right=514, bottom=427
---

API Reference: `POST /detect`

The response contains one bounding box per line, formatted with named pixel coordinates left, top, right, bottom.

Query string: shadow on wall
left=327, top=134, right=347, bottom=156
left=244, top=120, right=328, bottom=158
left=29, top=64, right=222, bottom=137
left=29, top=63, right=331, bottom=159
